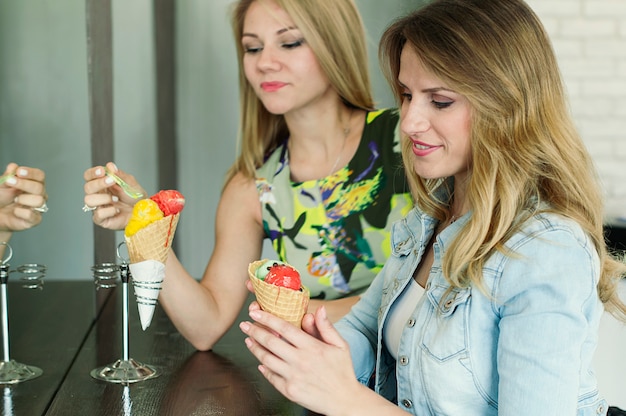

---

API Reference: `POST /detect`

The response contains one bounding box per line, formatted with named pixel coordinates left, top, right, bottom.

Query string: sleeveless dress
left=255, top=109, right=413, bottom=300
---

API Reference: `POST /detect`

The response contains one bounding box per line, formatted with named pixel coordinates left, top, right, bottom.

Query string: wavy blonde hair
left=380, top=0, right=626, bottom=319
left=225, top=0, right=375, bottom=183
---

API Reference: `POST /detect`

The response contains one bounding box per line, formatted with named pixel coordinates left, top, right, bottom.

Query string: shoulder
left=364, top=108, right=399, bottom=131
left=221, top=171, right=260, bottom=210
left=359, top=108, right=403, bottom=158
left=506, top=213, right=595, bottom=255
left=489, top=213, right=600, bottom=302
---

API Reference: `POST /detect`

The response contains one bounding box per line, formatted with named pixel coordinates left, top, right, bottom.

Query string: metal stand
left=90, top=258, right=159, bottom=384
left=0, top=243, right=44, bottom=384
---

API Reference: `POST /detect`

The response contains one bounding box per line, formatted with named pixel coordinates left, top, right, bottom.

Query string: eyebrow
left=398, top=81, right=454, bottom=94
left=242, top=26, right=298, bottom=39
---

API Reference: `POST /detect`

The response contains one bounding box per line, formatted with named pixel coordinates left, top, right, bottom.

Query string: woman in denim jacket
left=240, top=0, right=626, bottom=414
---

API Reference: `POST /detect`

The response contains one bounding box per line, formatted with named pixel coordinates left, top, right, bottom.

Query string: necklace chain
left=328, top=108, right=353, bottom=176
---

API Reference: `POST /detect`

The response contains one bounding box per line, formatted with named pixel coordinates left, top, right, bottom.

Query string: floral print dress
left=255, top=109, right=413, bottom=300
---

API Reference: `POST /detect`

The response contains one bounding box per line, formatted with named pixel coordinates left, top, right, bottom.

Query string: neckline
left=288, top=110, right=369, bottom=185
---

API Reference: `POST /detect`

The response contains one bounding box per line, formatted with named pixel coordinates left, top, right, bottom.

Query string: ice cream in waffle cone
left=124, top=190, right=185, bottom=330
left=126, top=213, right=180, bottom=264
left=248, top=260, right=310, bottom=328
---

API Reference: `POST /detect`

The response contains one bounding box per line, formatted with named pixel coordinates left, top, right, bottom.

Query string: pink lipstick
left=261, top=82, right=287, bottom=92
left=411, top=139, right=441, bottom=157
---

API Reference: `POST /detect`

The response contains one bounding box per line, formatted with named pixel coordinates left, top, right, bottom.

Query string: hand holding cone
left=248, top=260, right=310, bottom=327
left=125, top=190, right=185, bottom=330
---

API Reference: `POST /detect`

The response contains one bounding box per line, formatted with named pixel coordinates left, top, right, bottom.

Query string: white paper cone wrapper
left=129, top=260, right=166, bottom=330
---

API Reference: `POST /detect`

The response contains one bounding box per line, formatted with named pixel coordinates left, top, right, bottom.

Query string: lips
left=260, top=81, right=287, bottom=92
left=410, top=138, right=441, bottom=157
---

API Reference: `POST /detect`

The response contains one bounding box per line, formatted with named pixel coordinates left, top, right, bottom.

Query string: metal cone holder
left=90, top=242, right=159, bottom=384
left=0, top=242, right=46, bottom=384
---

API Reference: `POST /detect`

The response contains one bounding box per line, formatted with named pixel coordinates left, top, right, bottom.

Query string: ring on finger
left=82, top=204, right=97, bottom=213
left=33, top=202, right=49, bottom=213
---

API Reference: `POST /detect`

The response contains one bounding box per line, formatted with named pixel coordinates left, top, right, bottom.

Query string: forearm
left=158, top=250, right=243, bottom=351
left=331, top=383, right=410, bottom=416
left=309, top=295, right=360, bottom=322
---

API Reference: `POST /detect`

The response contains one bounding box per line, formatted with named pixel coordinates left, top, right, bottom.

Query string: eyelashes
left=399, top=93, right=454, bottom=109
left=243, top=38, right=306, bottom=54
left=432, top=100, right=453, bottom=109
left=282, top=38, right=304, bottom=49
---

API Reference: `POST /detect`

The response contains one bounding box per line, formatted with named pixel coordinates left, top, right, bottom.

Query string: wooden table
left=0, top=277, right=307, bottom=415
left=0, top=281, right=98, bottom=416
left=42, top=281, right=308, bottom=415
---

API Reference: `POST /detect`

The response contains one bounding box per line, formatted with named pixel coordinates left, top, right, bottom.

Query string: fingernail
left=110, top=162, right=118, bottom=172
left=95, top=168, right=103, bottom=176
left=244, top=337, right=253, bottom=347
left=6, top=177, right=17, bottom=185
left=239, top=321, right=250, bottom=332
left=17, top=168, right=27, bottom=177
left=250, top=310, right=261, bottom=320
left=112, top=195, right=119, bottom=202
left=105, top=176, right=114, bottom=185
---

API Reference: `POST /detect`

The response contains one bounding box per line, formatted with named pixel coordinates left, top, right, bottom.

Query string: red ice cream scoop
left=259, top=262, right=301, bottom=291
left=150, top=189, right=185, bottom=216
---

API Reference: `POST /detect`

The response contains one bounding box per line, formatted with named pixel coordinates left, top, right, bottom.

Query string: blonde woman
left=241, top=0, right=626, bottom=414
left=83, top=0, right=412, bottom=351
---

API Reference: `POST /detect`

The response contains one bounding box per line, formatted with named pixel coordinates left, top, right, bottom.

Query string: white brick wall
left=525, top=2, right=626, bottom=409
left=526, top=0, right=626, bottom=220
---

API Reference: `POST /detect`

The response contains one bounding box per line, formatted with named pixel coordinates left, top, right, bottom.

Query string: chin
left=261, top=103, right=290, bottom=116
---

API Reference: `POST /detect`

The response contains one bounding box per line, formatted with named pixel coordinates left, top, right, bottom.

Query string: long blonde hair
left=380, top=0, right=626, bottom=319
left=226, top=0, right=375, bottom=183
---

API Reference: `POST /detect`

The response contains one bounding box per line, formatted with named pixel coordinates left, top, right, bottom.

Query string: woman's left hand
left=0, top=163, right=47, bottom=232
left=239, top=303, right=361, bottom=415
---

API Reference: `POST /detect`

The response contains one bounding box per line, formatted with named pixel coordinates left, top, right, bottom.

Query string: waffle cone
left=125, top=213, right=180, bottom=264
left=248, top=260, right=310, bottom=327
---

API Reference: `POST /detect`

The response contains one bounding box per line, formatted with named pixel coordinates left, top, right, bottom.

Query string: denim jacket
left=337, top=207, right=608, bottom=415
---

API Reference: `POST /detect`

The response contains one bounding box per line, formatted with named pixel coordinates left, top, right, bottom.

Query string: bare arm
left=157, top=172, right=265, bottom=350
left=308, top=296, right=360, bottom=323
left=84, top=164, right=265, bottom=351
left=84, top=163, right=361, bottom=349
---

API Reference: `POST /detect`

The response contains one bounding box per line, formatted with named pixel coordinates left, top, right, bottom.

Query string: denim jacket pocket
left=422, top=284, right=471, bottom=361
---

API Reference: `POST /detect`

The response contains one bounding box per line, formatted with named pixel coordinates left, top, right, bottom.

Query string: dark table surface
left=42, top=281, right=307, bottom=416
left=1, top=280, right=98, bottom=416
left=1, top=279, right=308, bottom=415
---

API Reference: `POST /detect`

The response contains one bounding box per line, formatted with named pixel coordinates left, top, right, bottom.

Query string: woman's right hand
left=83, top=162, right=146, bottom=230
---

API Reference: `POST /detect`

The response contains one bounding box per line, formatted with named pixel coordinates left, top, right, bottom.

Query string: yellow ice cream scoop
left=125, top=199, right=164, bottom=236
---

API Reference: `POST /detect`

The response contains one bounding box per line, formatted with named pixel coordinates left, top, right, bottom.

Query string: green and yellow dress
left=255, top=109, right=413, bottom=300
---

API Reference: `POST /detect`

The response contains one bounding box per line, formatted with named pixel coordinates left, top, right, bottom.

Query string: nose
left=257, top=45, right=281, bottom=72
left=400, top=102, right=430, bottom=137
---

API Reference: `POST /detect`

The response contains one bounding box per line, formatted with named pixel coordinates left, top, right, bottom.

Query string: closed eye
left=282, top=39, right=305, bottom=49
left=432, top=100, right=453, bottom=109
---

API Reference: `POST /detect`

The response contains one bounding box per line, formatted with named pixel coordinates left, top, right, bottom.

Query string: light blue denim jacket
left=336, top=207, right=607, bottom=415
